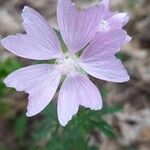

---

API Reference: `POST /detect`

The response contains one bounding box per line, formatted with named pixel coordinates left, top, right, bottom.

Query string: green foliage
left=127, top=0, right=140, bottom=9
left=0, top=57, right=23, bottom=96
left=14, top=115, right=28, bottom=141
left=0, top=57, right=23, bottom=76
left=30, top=104, right=122, bottom=150
left=54, top=28, right=68, bottom=53
left=116, top=52, right=130, bottom=62
left=99, top=105, right=122, bottom=115
left=0, top=99, right=12, bottom=115
left=94, top=119, right=115, bottom=139
left=100, top=86, right=109, bottom=98
left=125, top=144, right=138, bottom=150
left=0, top=32, right=124, bottom=150
left=0, top=58, right=23, bottom=117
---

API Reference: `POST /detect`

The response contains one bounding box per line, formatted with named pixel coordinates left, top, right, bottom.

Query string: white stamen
left=56, top=54, right=78, bottom=74
left=100, top=20, right=110, bottom=32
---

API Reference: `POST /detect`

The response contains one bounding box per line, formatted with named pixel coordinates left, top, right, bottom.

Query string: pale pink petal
left=124, top=35, right=132, bottom=44
left=101, top=0, right=110, bottom=11
left=107, top=13, right=131, bottom=44
left=81, top=30, right=127, bottom=59
left=57, top=0, right=104, bottom=53
left=4, top=64, right=61, bottom=116
left=108, top=13, right=129, bottom=29
left=57, top=72, right=102, bottom=126
left=1, top=6, right=62, bottom=60
left=57, top=73, right=79, bottom=126
left=80, top=30, right=129, bottom=82
left=74, top=73, right=102, bottom=110
left=100, top=0, right=115, bottom=18
left=80, top=57, right=129, bottom=82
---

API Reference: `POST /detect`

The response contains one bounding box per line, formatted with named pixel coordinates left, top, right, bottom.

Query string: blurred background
left=0, top=0, right=150, bottom=150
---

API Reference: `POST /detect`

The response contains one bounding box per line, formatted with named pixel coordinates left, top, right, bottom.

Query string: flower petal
left=1, top=6, right=62, bottom=60
left=4, top=64, right=61, bottom=116
left=80, top=30, right=129, bottom=82
left=57, top=0, right=104, bottom=53
left=108, top=13, right=129, bottom=29
left=100, top=0, right=115, bottom=18
left=101, top=0, right=110, bottom=11
left=57, top=72, right=102, bottom=126
left=124, top=35, right=132, bottom=44
left=106, top=13, right=131, bottom=45
left=81, top=30, right=127, bottom=58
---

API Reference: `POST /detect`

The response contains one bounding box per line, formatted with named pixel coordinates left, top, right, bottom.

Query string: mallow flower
left=1, top=0, right=130, bottom=126
left=98, top=0, right=131, bottom=44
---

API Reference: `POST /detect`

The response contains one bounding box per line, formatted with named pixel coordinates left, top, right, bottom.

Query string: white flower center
left=100, top=20, right=110, bottom=32
left=56, top=54, right=78, bottom=74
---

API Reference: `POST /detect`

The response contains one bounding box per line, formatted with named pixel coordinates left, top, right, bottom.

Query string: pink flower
left=1, top=0, right=130, bottom=126
left=98, top=0, right=132, bottom=44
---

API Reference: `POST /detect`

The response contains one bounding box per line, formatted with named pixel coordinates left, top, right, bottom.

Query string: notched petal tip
left=3, top=75, right=15, bottom=89
left=21, top=6, right=33, bottom=21
left=3, top=75, right=26, bottom=92
left=121, top=30, right=130, bottom=44
left=1, top=37, right=7, bottom=48
left=127, top=75, right=130, bottom=81
left=58, top=108, right=78, bottom=127
left=121, top=12, right=129, bottom=26
left=3, top=78, right=9, bottom=86
left=26, top=112, right=32, bottom=117
left=93, top=101, right=103, bottom=110
left=124, top=73, right=130, bottom=82
left=26, top=105, right=39, bottom=117
left=26, top=110, right=36, bottom=117
left=121, top=29, right=132, bottom=44
left=115, top=69, right=130, bottom=83
left=125, top=35, right=132, bottom=44
left=59, top=119, right=69, bottom=127
left=22, top=6, right=31, bottom=12
left=22, top=6, right=31, bottom=18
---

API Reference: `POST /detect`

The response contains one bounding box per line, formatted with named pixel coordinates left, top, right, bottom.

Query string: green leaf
left=101, top=86, right=109, bottom=97
left=0, top=58, right=23, bottom=97
left=53, top=28, right=68, bottom=53
left=14, top=115, right=27, bottom=141
left=100, top=105, right=123, bottom=115
left=30, top=104, right=121, bottom=150
left=0, top=100, right=11, bottom=115
left=0, top=58, right=23, bottom=75
left=116, top=52, right=130, bottom=61
left=95, top=120, right=116, bottom=139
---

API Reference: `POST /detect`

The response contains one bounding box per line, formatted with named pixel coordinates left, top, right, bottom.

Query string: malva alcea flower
left=98, top=0, right=131, bottom=43
left=1, top=0, right=131, bottom=126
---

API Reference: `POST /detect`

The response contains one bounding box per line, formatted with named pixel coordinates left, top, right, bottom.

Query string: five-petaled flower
left=1, top=0, right=131, bottom=126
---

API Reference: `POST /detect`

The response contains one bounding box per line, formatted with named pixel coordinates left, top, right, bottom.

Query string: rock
left=136, top=16, right=150, bottom=48
left=116, top=109, right=150, bottom=145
